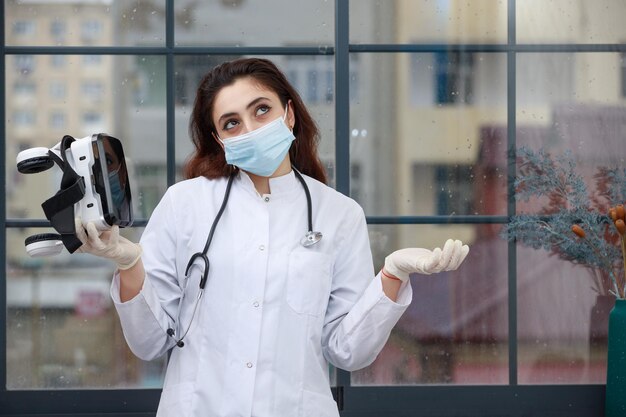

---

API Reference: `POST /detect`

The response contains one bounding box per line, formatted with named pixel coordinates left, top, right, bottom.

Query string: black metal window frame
left=1, top=0, right=620, bottom=415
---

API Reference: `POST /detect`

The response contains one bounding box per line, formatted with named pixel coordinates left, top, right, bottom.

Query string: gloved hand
left=383, top=239, right=470, bottom=282
left=74, top=217, right=142, bottom=270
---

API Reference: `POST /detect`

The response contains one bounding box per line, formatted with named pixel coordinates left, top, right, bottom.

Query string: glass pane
left=351, top=53, right=507, bottom=216
left=6, top=227, right=166, bottom=389
left=5, top=0, right=166, bottom=47
left=173, top=0, right=333, bottom=47
left=351, top=0, right=507, bottom=44
left=517, top=53, right=626, bottom=109
left=517, top=249, right=610, bottom=384
left=174, top=55, right=336, bottom=186
left=517, top=0, right=626, bottom=44
left=6, top=55, right=168, bottom=221
left=354, top=224, right=508, bottom=385
left=515, top=53, right=626, bottom=384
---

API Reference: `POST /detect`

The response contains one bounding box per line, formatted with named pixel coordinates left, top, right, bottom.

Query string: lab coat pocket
left=157, top=381, right=194, bottom=417
left=286, top=250, right=332, bottom=317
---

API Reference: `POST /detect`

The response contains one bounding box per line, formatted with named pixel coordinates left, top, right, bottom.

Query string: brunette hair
left=184, top=58, right=327, bottom=184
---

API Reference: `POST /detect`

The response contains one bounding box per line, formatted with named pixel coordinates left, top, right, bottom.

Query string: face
left=102, top=138, right=121, bottom=173
left=102, top=137, right=126, bottom=185
left=212, top=77, right=295, bottom=141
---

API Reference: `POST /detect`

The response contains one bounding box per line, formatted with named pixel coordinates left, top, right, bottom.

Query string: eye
left=256, top=105, right=270, bottom=117
left=223, top=119, right=239, bottom=131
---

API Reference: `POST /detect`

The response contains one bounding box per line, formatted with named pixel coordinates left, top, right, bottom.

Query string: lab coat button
left=259, top=245, right=265, bottom=251
left=246, top=362, right=253, bottom=368
left=264, top=196, right=270, bottom=202
left=253, top=301, right=260, bottom=308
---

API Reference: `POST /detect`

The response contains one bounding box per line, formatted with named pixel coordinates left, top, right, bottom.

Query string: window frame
left=0, top=0, right=613, bottom=415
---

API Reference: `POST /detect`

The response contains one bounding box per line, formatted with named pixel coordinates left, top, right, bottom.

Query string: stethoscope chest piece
left=301, top=231, right=323, bottom=247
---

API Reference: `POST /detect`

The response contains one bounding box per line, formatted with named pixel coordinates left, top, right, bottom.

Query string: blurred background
left=3, top=0, right=626, bottom=397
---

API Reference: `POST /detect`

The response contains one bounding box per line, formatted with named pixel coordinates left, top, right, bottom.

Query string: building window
left=434, top=51, right=474, bottom=105
left=174, top=56, right=231, bottom=106
left=434, top=164, right=474, bottom=215
left=49, top=81, right=66, bottom=99
left=306, top=70, right=319, bottom=102
left=49, top=112, right=66, bottom=129
left=50, top=20, right=66, bottom=41
left=12, top=20, right=35, bottom=36
left=82, top=111, right=103, bottom=126
left=13, top=110, right=36, bottom=127
left=349, top=54, right=360, bottom=102
left=81, top=20, right=103, bottom=42
left=284, top=56, right=335, bottom=105
left=14, top=55, right=35, bottom=75
left=350, top=163, right=362, bottom=204
left=82, top=81, right=104, bottom=101
left=82, top=55, right=103, bottom=66
left=50, top=55, right=66, bottom=68
left=14, top=81, right=36, bottom=95
left=284, top=55, right=360, bottom=105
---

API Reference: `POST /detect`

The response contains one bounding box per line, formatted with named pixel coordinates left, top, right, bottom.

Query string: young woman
left=75, top=58, right=469, bottom=417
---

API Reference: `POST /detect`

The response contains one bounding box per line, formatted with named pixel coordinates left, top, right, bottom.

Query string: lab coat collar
left=237, top=169, right=299, bottom=199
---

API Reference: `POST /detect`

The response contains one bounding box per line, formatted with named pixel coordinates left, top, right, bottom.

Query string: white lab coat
left=110, top=170, right=412, bottom=417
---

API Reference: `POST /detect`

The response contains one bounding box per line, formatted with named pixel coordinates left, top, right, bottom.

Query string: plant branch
left=622, top=235, right=626, bottom=295
left=581, top=236, right=623, bottom=298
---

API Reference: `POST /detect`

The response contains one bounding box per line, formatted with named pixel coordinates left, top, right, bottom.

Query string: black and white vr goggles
left=16, top=134, right=133, bottom=257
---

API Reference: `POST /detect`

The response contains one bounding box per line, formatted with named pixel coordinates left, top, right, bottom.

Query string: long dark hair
left=184, top=58, right=327, bottom=184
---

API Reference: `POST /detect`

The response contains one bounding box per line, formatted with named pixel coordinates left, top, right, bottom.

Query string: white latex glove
left=383, top=239, right=470, bottom=282
left=74, top=217, right=142, bottom=270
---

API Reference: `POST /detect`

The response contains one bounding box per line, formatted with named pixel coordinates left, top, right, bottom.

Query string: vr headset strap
left=41, top=135, right=86, bottom=253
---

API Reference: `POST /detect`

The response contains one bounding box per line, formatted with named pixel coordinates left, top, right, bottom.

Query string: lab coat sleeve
left=321, top=205, right=413, bottom=371
left=110, top=190, right=180, bottom=360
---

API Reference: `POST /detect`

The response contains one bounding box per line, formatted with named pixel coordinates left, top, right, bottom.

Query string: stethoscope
left=167, top=167, right=322, bottom=347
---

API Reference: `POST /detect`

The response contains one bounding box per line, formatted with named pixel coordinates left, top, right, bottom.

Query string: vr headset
left=16, top=134, right=133, bottom=257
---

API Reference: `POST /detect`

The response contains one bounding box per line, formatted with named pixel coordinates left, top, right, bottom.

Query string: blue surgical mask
left=219, top=106, right=295, bottom=177
left=108, top=170, right=125, bottom=209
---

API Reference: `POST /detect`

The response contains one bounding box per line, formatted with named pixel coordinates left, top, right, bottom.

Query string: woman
left=75, top=58, right=469, bottom=417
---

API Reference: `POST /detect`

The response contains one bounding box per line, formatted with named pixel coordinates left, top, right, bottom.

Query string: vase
left=605, top=298, right=626, bottom=416
left=590, top=295, right=614, bottom=349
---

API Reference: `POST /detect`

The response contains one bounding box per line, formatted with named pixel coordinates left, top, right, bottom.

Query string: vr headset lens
left=92, top=135, right=132, bottom=227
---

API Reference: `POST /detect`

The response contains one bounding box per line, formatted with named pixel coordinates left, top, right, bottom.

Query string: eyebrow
left=217, top=96, right=270, bottom=126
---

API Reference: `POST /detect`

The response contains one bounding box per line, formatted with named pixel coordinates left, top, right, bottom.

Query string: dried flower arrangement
left=503, top=147, right=626, bottom=298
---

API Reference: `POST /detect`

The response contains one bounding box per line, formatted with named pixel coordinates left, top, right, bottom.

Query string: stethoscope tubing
left=292, top=168, right=313, bottom=233
left=170, top=167, right=319, bottom=348
left=185, top=172, right=236, bottom=290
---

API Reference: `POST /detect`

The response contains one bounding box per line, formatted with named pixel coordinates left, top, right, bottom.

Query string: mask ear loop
left=283, top=99, right=296, bottom=129
left=211, top=130, right=237, bottom=175
left=212, top=130, right=224, bottom=148
left=285, top=100, right=298, bottom=162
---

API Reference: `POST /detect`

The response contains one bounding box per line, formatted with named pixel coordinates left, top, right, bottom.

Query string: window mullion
left=166, top=0, right=175, bottom=186
left=0, top=0, right=7, bottom=397
left=507, top=0, right=518, bottom=386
